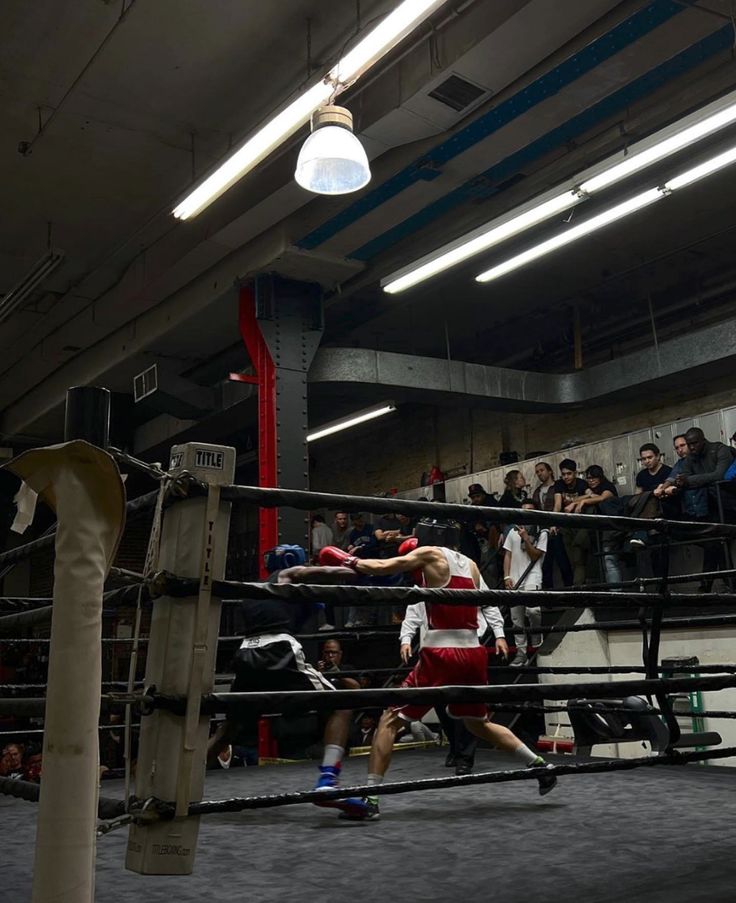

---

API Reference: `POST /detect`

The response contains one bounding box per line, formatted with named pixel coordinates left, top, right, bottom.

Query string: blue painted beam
left=296, top=0, right=684, bottom=252
left=350, top=22, right=734, bottom=261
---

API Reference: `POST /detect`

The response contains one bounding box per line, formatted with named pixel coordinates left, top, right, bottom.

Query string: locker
left=723, top=406, right=736, bottom=445
left=696, top=411, right=723, bottom=444
left=652, top=422, right=678, bottom=467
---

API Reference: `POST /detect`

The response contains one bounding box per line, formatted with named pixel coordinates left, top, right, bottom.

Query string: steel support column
left=239, top=276, right=323, bottom=570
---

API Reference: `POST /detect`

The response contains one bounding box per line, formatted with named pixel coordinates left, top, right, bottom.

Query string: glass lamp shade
left=295, top=124, right=371, bottom=195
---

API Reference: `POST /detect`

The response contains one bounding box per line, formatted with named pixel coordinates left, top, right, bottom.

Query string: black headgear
left=415, top=517, right=461, bottom=549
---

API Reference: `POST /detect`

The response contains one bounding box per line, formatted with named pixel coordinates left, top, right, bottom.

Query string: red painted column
left=238, top=285, right=278, bottom=577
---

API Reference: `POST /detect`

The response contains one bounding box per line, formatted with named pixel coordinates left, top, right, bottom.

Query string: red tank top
left=426, top=548, right=479, bottom=631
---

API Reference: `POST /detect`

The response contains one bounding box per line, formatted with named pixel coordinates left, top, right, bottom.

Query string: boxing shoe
left=313, top=765, right=351, bottom=812
left=337, top=795, right=380, bottom=822
left=529, top=757, right=557, bottom=796
left=318, top=546, right=360, bottom=569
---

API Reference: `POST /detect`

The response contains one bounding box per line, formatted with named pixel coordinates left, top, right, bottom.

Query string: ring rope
left=217, top=483, right=736, bottom=538
left=144, top=673, right=736, bottom=718
left=128, top=745, right=736, bottom=820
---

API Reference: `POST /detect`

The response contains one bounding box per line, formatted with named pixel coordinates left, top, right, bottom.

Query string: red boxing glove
left=398, top=537, right=418, bottom=556
left=318, top=546, right=360, bottom=569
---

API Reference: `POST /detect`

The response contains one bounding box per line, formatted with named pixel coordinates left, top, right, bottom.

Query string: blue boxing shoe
left=337, top=795, right=380, bottom=822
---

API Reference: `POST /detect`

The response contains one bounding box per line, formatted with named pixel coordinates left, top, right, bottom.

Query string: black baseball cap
left=468, top=484, right=487, bottom=495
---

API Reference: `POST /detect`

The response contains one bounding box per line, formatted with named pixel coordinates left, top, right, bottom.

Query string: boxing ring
left=2, top=439, right=736, bottom=903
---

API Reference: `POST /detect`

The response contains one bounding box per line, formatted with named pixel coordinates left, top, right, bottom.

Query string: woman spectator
left=499, top=470, right=528, bottom=509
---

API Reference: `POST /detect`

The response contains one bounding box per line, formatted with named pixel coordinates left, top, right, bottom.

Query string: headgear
left=414, top=518, right=461, bottom=549
left=264, top=544, right=307, bottom=574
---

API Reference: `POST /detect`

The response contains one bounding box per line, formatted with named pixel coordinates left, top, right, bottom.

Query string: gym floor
left=3, top=747, right=735, bottom=903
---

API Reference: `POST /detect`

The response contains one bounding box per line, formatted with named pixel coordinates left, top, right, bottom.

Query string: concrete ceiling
left=3, top=0, right=736, bottom=448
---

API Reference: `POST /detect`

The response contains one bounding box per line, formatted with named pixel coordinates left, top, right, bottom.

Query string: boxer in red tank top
left=318, top=518, right=558, bottom=820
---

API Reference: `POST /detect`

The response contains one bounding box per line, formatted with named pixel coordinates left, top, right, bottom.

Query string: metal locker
left=723, top=406, right=736, bottom=445
left=696, top=411, right=723, bottom=443
left=444, top=476, right=465, bottom=504
left=652, top=422, right=679, bottom=466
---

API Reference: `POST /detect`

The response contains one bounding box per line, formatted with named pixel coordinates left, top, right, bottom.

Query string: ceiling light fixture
left=475, top=139, right=736, bottom=284
left=382, top=88, right=736, bottom=294
left=295, top=105, right=371, bottom=195
left=383, top=190, right=581, bottom=294
left=0, top=248, right=66, bottom=324
left=307, top=402, right=396, bottom=442
left=173, top=0, right=448, bottom=220
left=475, top=189, right=662, bottom=283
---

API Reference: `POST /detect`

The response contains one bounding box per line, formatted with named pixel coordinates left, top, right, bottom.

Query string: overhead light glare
left=173, top=0, right=448, bottom=220
left=475, top=188, right=662, bottom=284
left=383, top=190, right=581, bottom=293
left=580, top=100, right=736, bottom=195
left=335, top=0, right=446, bottom=84
left=664, top=142, right=736, bottom=191
left=307, top=403, right=396, bottom=442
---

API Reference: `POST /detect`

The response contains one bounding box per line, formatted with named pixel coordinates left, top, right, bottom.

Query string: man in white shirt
left=311, top=514, right=334, bottom=559
left=503, top=500, right=548, bottom=667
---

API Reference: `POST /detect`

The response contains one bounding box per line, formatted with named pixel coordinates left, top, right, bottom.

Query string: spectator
left=349, top=713, right=378, bottom=748
left=572, top=465, right=623, bottom=589
left=533, top=462, right=572, bottom=588
left=467, top=483, right=499, bottom=580
left=636, top=443, right=672, bottom=493
left=503, top=500, right=548, bottom=666
left=331, top=511, right=352, bottom=550
left=654, top=435, right=708, bottom=518
left=662, top=427, right=736, bottom=587
left=0, top=742, right=25, bottom=779
left=316, top=639, right=360, bottom=689
left=553, top=459, right=589, bottom=586
left=99, top=710, right=125, bottom=774
left=346, top=513, right=375, bottom=554
left=499, top=470, right=528, bottom=509
left=730, top=431, right=736, bottom=449
left=312, top=516, right=338, bottom=631
left=668, top=427, right=736, bottom=496
left=311, top=515, right=334, bottom=561
left=373, top=511, right=403, bottom=557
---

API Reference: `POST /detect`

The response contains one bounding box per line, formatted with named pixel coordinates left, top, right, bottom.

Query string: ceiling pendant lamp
left=295, top=105, right=371, bottom=195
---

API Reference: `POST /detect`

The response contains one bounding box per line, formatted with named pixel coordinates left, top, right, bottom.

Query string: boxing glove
left=398, top=537, right=418, bottom=556
left=318, top=546, right=360, bottom=569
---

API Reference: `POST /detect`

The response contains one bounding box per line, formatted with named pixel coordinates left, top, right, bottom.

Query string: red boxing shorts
left=395, top=645, right=489, bottom=721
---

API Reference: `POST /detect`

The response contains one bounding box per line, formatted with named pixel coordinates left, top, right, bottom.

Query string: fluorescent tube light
left=0, top=248, right=65, bottom=324
left=475, top=188, right=662, bottom=283
left=173, top=0, right=448, bottom=220
left=664, top=142, right=736, bottom=191
left=382, top=88, right=736, bottom=294
left=383, top=190, right=581, bottom=294
left=580, top=100, right=736, bottom=194
left=307, top=402, right=396, bottom=442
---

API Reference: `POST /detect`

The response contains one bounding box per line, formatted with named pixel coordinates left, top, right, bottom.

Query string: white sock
left=321, top=744, right=344, bottom=769
left=514, top=744, right=541, bottom=766
left=367, top=773, right=384, bottom=787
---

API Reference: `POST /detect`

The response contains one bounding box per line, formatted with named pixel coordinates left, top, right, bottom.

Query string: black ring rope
left=576, top=567, right=736, bottom=592
left=137, top=746, right=736, bottom=819
left=218, top=483, right=736, bottom=538
left=143, top=673, right=736, bottom=718
left=157, top=576, right=736, bottom=608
